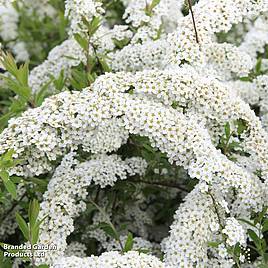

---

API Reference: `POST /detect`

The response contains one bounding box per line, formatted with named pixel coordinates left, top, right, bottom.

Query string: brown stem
left=208, top=191, right=224, bottom=229
left=187, top=0, right=199, bottom=43
left=131, top=178, right=189, bottom=192
left=86, top=50, right=91, bottom=74
left=28, top=99, right=36, bottom=108
left=91, top=44, right=104, bottom=74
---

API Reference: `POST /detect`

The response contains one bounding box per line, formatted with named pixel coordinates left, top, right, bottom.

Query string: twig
left=208, top=191, right=224, bottom=229
left=91, top=44, right=104, bottom=74
left=131, top=178, right=189, bottom=192
left=187, top=0, right=199, bottom=43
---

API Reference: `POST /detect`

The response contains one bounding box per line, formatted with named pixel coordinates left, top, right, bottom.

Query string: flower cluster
left=64, top=242, right=87, bottom=258
left=36, top=152, right=147, bottom=264
left=64, top=0, right=104, bottom=35
left=52, top=251, right=165, bottom=268
left=1, top=0, right=268, bottom=267
left=232, top=75, right=268, bottom=131
left=222, top=217, right=247, bottom=247
left=1, top=58, right=268, bottom=265
left=123, top=0, right=183, bottom=43
left=205, top=43, right=253, bottom=79
left=240, top=13, right=268, bottom=61
left=0, top=3, right=29, bottom=61
left=162, top=185, right=217, bottom=267
left=1, top=79, right=266, bottom=266
left=29, top=39, right=85, bottom=93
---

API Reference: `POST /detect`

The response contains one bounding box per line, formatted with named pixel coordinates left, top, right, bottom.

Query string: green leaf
left=30, top=215, right=48, bottom=245
left=254, top=207, right=268, bottom=225
left=262, top=219, right=268, bottom=233
left=17, top=62, right=29, bottom=87
left=86, top=204, right=98, bottom=214
left=2, top=149, right=14, bottom=162
left=145, top=0, right=160, bottom=16
left=52, top=70, right=65, bottom=91
left=0, top=250, right=12, bottom=268
left=87, top=73, right=97, bottom=83
left=1, top=53, right=18, bottom=77
left=207, top=241, right=221, bottom=248
left=233, top=242, right=241, bottom=256
left=98, top=222, right=118, bottom=240
left=70, top=68, right=88, bottom=90
left=238, top=218, right=255, bottom=228
left=0, top=75, right=31, bottom=101
left=141, top=150, right=153, bottom=161
left=58, top=11, right=68, bottom=40
left=0, top=112, right=16, bottom=132
left=248, top=229, right=260, bottom=249
left=0, top=171, right=17, bottom=200
left=31, top=224, right=40, bottom=244
left=28, top=199, right=40, bottom=228
left=0, top=253, right=9, bottom=267
left=124, top=232, right=134, bottom=252
left=34, top=80, right=51, bottom=107
left=258, top=264, right=268, bottom=268
left=99, top=57, right=111, bottom=72
left=85, top=16, right=101, bottom=37
left=171, top=101, right=180, bottom=109
left=228, top=141, right=242, bottom=150
left=26, top=177, right=48, bottom=188
left=239, top=76, right=252, bottom=82
left=10, top=176, right=22, bottom=184
left=0, top=53, right=31, bottom=100
left=15, top=212, right=29, bottom=240
left=261, top=238, right=267, bottom=252
left=113, top=38, right=130, bottom=49
left=74, top=33, right=88, bottom=51
left=3, top=180, right=17, bottom=200
left=143, top=143, right=155, bottom=153
left=150, top=0, right=161, bottom=10
left=263, top=253, right=268, bottom=263
left=224, top=122, right=231, bottom=138
left=235, top=119, right=248, bottom=136
left=255, top=58, right=262, bottom=74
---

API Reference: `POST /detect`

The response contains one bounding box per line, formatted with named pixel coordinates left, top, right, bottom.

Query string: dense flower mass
left=52, top=251, right=166, bottom=268
left=65, top=0, right=104, bottom=35
left=36, top=152, right=147, bottom=264
left=0, top=0, right=268, bottom=267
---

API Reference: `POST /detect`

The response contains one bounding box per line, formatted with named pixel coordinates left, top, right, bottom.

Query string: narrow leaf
left=124, top=232, right=134, bottom=252
left=150, top=0, right=161, bottom=10
left=225, top=122, right=231, bottom=138
left=0, top=171, right=17, bottom=199
left=28, top=199, right=40, bottom=228
left=98, top=222, right=118, bottom=240
left=15, top=212, right=29, bottom=240
left=74, top=33, right=88, bottom=51
left=248, top=229, right=260, bottom=248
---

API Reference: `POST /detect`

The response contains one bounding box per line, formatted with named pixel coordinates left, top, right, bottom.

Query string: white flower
left=222, top=217, right=247, bottom=247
